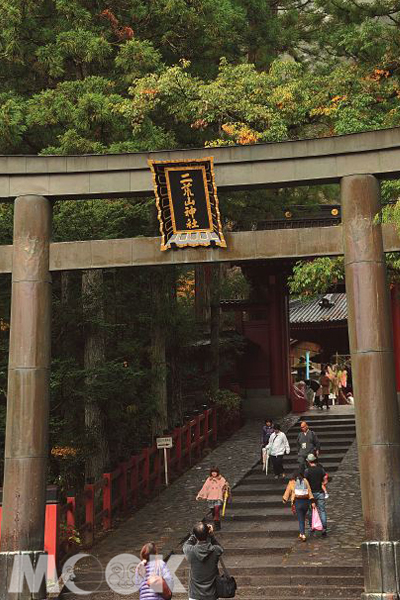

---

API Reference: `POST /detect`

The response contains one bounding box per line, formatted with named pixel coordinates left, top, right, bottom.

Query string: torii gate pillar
left=342, top=175, right=400, bottom=600
left=0, top=195, right=52, bottom=599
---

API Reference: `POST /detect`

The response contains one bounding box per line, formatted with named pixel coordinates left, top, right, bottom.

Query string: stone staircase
left=61, top=411, right=363, bottom=599
left=176, top=410, right=363, bottom=599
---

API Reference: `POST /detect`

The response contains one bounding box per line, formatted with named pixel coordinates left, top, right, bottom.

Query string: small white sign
left=156, top=436, right=173, bottom=449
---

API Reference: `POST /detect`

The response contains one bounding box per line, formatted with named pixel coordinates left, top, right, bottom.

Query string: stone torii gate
left=1, top=128, right=400, bottom=599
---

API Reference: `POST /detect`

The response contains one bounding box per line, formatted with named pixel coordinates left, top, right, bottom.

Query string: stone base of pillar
left=0, top=551, right=47, bottom=600
left=362, top=541, right=400, bottom=600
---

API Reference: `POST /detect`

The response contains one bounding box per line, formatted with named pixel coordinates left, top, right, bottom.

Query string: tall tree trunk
left=169, top=267, right=183, bottom=426
left=195, top=265, right=211, bottom=332
left=150, top=266, right=168, bottom=436
left=82, top=268, right=110, bottom=481
left=60, top=270, right=72, bottom=354
left=209, top=264, right=221, bottom=397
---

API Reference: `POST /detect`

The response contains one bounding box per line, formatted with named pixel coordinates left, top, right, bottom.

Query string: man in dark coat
left=183, top=522, right=223, bottom=600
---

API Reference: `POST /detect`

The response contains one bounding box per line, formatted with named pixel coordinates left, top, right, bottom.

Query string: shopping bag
left=311, top=505, right=323, bottom=531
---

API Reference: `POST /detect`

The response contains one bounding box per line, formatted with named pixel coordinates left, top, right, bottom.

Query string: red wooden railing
left=0, top=406, right=241, bottom=567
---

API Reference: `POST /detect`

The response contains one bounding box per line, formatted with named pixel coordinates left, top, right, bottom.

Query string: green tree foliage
left=289, top=257, right=345, bottom=297
left=2, top=0, right=400, bottom=486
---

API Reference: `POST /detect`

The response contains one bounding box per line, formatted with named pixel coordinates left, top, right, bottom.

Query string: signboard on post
left=148, top=157, right=227, bottom=251
left=156, top=437, right=173, bottom=449
left=156, top=437, right=173, bottom=486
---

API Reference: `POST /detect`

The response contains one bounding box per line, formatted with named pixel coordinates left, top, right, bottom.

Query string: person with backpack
left=297, top=421, right=320, bottom=472
left=283, top=471, right=316, bottom=541
left=266, top=424, right=290, bottom=479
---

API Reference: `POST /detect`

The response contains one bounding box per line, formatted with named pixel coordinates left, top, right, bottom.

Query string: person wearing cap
left=297, top=421, right=320, bottom=472
left=304, top=453, right=328, bottom=536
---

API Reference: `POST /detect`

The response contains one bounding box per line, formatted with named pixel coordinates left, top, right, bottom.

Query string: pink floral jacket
left=197, top=475, right=229, bottom=501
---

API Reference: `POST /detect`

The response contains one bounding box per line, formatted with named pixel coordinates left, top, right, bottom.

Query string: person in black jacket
left=183, top=522, right=223, bottom=600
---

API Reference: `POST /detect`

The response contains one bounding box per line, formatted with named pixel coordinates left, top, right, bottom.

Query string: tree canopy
left=1, top=0, right=400, bottom=487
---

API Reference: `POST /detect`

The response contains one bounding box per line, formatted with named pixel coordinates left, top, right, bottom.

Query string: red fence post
left=175, top=426, right=182, bottom=472
left=119, top=462, right=128, bottom=512
left=154, top=448, right=161, bottom=489
left=195, top=415, right=201, bottom=458
left=204, top=410, right=210, bottom=447
left=186, top=424, right=192, bottom=466
left=44, top=486, right=60, bottom=573
left=84, top=482, right=95, bottom=547
left=131, top=455, right=139, bottom=507
left=166, top=447, right=171, bottom=484
left=103, top=473, right=112, bottom=531
left=143, top=447, right=150, bottom=496
left=212, top=408, right=217, bottom=444
left=66, top=492, right=76, bottom=534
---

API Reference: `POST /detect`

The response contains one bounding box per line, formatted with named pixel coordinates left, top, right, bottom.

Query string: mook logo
left=7, top=552, right=187, bottom=596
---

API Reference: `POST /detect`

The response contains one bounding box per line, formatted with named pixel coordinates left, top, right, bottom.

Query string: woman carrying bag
left=283, top=472, right=315, bottom=541
left=135, top=542, right=173, bottom=600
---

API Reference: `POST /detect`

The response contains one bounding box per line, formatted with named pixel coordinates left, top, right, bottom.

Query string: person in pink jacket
left=196, top=467, right=230, bottom=530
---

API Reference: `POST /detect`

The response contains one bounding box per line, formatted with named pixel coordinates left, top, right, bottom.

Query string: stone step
left=176, top=564, right=365, bottom=576
left=219, top=555, right=362, bottom=571
left=217, top=521, right=300, bottom=533
left=287, top=427, right=356, bottom=433
left=221, top=544, right=292, bottom=554
left=72, top=563, right=364, bottom=582
left=231, top=497, right=287, bottom=508
left=284, top=445, right=352, bottom=454
left=63, top=592, right=363, bottom=600
left=288, top=446, right=351, bottom=453
left=224, top=509, right=295, bottom=520
left=286, top=454, right=347, bottom=462
left=298, top=415, right=356, bottom=422
left=285, top=436, right=354, bottom=444
left=233, top=486, right=290, bottom=495
left=232, top=478, right=290, bottom=488
left=298, top=414, right=355, bottom=421
left=244, top=466, right=339, bottom=481
left=180, top=585, right=362, bottom=598
left=177, top=574, right=365, bottom=586
left=223, top=529, right=297, bottom=538
left=287, top=432, right=356, bottom=440
left=231, top=496, right=296, bottom=507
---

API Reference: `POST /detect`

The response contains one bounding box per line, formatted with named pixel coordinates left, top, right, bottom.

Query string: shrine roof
left=289, top=293, right=347, bottom=324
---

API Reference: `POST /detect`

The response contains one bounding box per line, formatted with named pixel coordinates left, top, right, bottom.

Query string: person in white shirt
left=266, top=424, right=291, bottom=479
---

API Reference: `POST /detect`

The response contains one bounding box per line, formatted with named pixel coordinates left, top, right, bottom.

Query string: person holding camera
left=183, top=521, right=223, bottom=600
